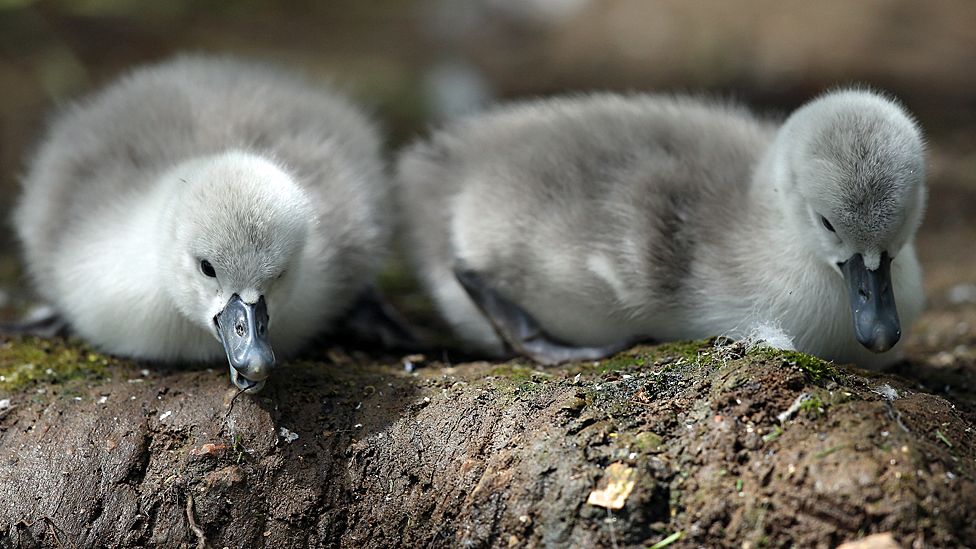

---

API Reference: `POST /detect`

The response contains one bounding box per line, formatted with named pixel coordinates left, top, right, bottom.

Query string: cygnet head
left=774, top=89, right=925, bottom=353
left=162, top=151, right=313, bottom=392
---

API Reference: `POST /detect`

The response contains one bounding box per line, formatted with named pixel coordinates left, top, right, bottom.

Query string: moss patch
left=574, top=339, right=716, bottom=377
left=488, top=364, right=540, bottom=383
left=799, top=392, right=829, bottom=418
left=589, top=352, right=648, bottom=374
left=633, top=431, right=665, bottom=453
left=652, top=340, right=707, bottom=363
left=0, top=337, right=111, bottom=393
left=747, top=347, right=839, bottom=382
left=761, top=425, right=784, bottom=443
left=488, top=363, right=554, bottom=397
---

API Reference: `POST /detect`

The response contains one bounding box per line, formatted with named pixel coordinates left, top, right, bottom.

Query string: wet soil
left=1, top=319, right=974, bottom=548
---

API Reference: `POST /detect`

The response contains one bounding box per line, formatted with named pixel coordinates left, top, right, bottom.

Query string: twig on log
left=46, top=519, right=66, bottom=549
left=186, top=494, right=207, bottom=549
left=0, top=404, right=18, bottom=421
left=225, top=387, right=248, bottom=419
left=15, top=516, right=77, bottom=549
left=606, top=508, right=620, bottom=549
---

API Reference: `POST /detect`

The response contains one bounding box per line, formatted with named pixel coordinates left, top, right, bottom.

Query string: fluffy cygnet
left=14, top=56, right=391, bottom=391
left=397, top=89, right=925, bottom=368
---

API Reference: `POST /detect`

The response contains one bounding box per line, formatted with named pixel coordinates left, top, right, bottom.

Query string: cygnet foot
left=0, top=308, right=68, bottom=339
left=453, top=267, right=636, bottom=365
left=339, top=286, right=425, bottom=352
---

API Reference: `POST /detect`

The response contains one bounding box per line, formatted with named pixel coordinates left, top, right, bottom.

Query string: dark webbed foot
left=0, top=307, right=68, bottom=339
left=339, top=286, right=425, bottom=351
left=453, top=267, right=636, bottom=366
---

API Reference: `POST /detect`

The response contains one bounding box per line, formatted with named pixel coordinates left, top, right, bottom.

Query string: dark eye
left=820, top=216, right=836, bottom=233
left=200, top=259, right=217, bottom=278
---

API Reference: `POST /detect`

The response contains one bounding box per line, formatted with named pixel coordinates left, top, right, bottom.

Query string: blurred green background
left=0, top=0, right=975, bottom=316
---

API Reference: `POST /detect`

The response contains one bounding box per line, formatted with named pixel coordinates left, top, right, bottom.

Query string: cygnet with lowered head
left=14, top=56, right=391, bottom=392
left=397, top=89, right=925, bottom=368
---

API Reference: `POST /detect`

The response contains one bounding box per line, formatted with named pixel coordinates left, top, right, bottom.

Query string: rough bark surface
left=1, top=335, right=974, bottom=549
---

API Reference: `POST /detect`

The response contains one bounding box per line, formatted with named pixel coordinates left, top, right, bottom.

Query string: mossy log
left=0, top=337, right=973, bottom=548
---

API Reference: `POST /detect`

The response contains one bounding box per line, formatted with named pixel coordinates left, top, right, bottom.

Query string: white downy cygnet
left=397, top=89, right=925, bottom=368
left=14, top=56, right=391, bottom=391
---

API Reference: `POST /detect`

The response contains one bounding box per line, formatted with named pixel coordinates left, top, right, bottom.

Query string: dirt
left=1, top=318, right=974, bottom=548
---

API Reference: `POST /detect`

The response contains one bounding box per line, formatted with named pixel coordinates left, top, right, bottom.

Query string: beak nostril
left=858, top=288, right=870, bottom=300
left=235, top=321, right=245, bottom=337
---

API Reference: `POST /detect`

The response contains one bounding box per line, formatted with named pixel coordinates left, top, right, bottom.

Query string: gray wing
left=398, top=93, right=775, bottom=308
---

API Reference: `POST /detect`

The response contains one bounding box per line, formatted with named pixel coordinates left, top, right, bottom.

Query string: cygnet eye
left=200, top=259, right=217, bottom=278
left=820, top=215, right=836, bottom=233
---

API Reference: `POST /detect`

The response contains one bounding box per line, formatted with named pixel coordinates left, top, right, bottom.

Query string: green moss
left=761, top=425, right=784, bottom=443
left=513, top=381, right=545, bottom=396
left=488, top=364, right=539, bottom=383
left=593, top=353, right=647, bottom=373
left=576, top=339, right=715, bottom=377
left=488, top=364, right=553, bottom=397
left=652, top=340, right=706, bottom=363
left=633, top=431, right=665, bottom=453
left=814, top=444, right=846, bottom=459
left=0, top=337, right=110, bottom=392
left=748, top=347, right=838, bottom=382
left=799, top=393, right=828, bottom=418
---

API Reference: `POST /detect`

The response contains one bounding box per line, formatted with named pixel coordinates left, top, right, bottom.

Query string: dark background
left=0, top=0, right=974, bottom=319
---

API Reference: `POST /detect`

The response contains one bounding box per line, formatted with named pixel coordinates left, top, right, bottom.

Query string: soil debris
left=586, top=462, right=638, bottom=510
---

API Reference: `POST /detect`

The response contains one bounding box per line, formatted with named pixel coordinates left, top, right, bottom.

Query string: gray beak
left=840, top=252, right=901, bottom=353
left=214, top=294, right=275, bottom=393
